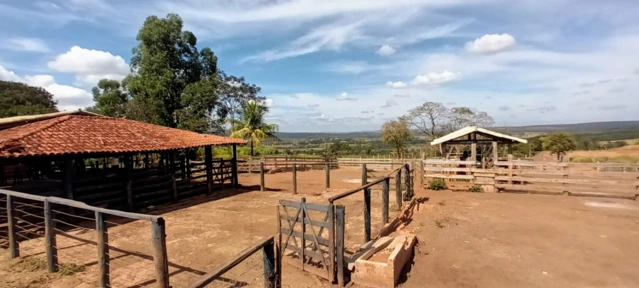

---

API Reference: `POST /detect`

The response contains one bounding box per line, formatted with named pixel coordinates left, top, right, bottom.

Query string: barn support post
left=0, top=160, right=5, bottom=185
left=180, top=150, right=186, bottom=181
left=63, top=157, right=74, bottom=200
left=492, top=141, right=499, bottom=162
left=205, top=146, right=213, bottom=195
left=44, top=200, right=58, bottom=272
left=169, top=150, right=178, bottom=202
left=7, top=195, right=19, bottom=258
left=471, top=142, right=477, bottom=165
left=96, top=211, right=110, bottom=288
left=125, top=154, right=134, bottom=211
left=232, top=144, right=238, bottom=187
left=507, top=143, right=513, bottom=155
left=152, top=218, right=170, bottom=288
left=186, top=150, right=191, bottom=182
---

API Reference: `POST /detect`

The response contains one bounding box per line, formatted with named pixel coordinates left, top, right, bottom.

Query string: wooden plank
left=425, top=174, right=474, bottom=180
left=423, top=166, right=473, bottom=172
left=279, top=214, right=330, bottom=228
left=495, top=161, right=568, bottom=167
left=95, top=212, right=110, bottom=288
left=495, top=176, right=638, bottom=186
left=496, top=184, right=638, bottom=195
left=279, top=228, right=330, bottom=246
left=328, top=177, right=389, bottom=202
left=280, top=200, right=330, bottom=212
left=424, top=159, right=476, bottom=165
left=188, top=236, right=276, bottom=288
left=328, top=203, right=335, bottom=283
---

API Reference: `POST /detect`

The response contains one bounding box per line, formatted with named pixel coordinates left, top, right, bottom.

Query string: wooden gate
left=277, top=198, right=345, bottom=284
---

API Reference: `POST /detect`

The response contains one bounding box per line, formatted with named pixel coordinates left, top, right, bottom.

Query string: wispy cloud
left=1, top=37, right=50, bottom=53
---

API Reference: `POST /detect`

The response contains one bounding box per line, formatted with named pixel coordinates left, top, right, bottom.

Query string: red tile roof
left=0, top=115, right=246, bottom=158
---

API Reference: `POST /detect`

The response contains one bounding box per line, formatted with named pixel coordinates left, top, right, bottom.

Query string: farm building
left=0, top=111, right=246, bottom=210
left=431, top=126, right=527, bottom=166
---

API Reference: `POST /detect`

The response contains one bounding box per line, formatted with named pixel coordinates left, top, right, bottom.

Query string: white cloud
left=1, top=37, right=50, bottom=53
left=48, top=46, right=129, bottom=86
left=0, top=65, right=92, bottom=111
left=466, top=34, right=516, bottom=55
left=376, top=45, right=396, bottom=56
left=337, top=92, right=357, bottom=101
left=411, top=71, right=461, bottom=86
left=0, top=65, right=23, bottom=82
left=381, top=99, right=397, bottom=108
left=386, top=81, right=407, bottom=88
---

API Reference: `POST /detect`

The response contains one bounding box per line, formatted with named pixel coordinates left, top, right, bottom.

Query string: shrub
left=428, top=178, right=447, bottom=190
left=469, top=185, right=483, bottom=193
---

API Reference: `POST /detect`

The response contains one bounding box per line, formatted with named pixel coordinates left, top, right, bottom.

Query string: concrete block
left=350, top=235, right=416, bottom=288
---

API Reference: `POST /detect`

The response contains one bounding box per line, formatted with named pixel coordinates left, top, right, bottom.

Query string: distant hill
left=277, top=121, right=639, bottom=140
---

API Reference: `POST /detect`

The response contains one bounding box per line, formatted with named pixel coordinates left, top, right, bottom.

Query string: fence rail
left=0, top=188, right=169, bottom=288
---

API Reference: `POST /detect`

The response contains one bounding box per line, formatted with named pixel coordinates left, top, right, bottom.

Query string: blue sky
left=1, top=0, right=638, bottom=132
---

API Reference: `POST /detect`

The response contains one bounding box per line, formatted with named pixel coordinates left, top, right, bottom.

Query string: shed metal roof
left=430, top=126, right=527, bottom=146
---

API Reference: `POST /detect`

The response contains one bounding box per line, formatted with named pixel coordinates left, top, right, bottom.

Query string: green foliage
left=428, top=178, right=448, bottom=191
left=542, top=132, right=578, bottom=160
left=0, top=80, right=58, bottom=117
left=469, top=185, right=483, bottom=193
left=125, top=13, right=219, bottom=131
left=381, top=117, right=413, bottom=157
left=86, top=79, right=128, bottom=117
left=230, top=101, right=279, bottom=156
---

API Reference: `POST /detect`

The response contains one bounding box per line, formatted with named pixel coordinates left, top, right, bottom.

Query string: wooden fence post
left=232, top=144, right=238, bottom=187
left=364, top=187, right=371, bottom=242
left=7, top=195, right=19, bottom=258
left=395, top=169, right=402, bottom=208
left=382, top=178, right=389, bottom=224
left=328, top=203, right=335, bottom=282
left=292, top=164, right=297, bottom=194
left=96, top=211, right=110, bottom=287
left=205, top=146, right=213, bottom=195
left=275, top=206, right=282, bottom=288
left=300, top=198, right=306, bottom=270
left=335, top=205, right=345, bottom=286
left=325, top=163, right=330, bottom=191
left=152, top=218, right=169, bottom=288
left=361, top=164, right=367, bottom=186
left=263, top=238, right=276, bottom=288
left=260, top=162, right=265, bottom=191
left=44, top=200, right=58, bottom=272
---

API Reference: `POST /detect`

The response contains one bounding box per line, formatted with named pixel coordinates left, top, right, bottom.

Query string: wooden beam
left=292, top=163, right=297, bottom=194
left=335, top=205, right=345, bottom=286
left=492, top=141, right=498, bottom=162
left=7, top=195, right=19, bottom=258
left=96, top=211, right=110, bottom=288
left=231, top=144, right=238, bottom=187
left=364, top=187, right=371, bottom=242
left=152, top=217, right=169, bottom=288
left=382, top=178, right=389, bottom=224
left=44, top=200, right=58, bottom=272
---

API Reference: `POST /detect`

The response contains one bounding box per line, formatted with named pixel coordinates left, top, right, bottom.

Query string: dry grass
left=568, top=144, right=639, bottom=163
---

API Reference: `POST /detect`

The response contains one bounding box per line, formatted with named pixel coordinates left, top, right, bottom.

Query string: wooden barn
left=0, top=111, right=246, bottom=211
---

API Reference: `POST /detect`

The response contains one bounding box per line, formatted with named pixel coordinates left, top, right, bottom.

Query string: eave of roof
left=430, top=126, right=528, bottom=145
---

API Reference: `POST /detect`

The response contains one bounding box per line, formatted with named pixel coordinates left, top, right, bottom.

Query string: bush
left=469, top=185, right=483, bottom=193
left=428, top=178, right=447, bottom=190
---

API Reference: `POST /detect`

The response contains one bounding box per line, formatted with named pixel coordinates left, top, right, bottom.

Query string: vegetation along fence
left=423, top=159, right=639, bottom=199
left=0, top=188, right=170, bottom=287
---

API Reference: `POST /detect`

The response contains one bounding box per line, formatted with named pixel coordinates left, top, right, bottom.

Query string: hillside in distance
left=276, top=121, right=639, bottom=140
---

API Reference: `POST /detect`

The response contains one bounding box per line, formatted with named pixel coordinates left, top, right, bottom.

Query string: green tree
left=86, top=79, right=128, bottom=117
left=542, top=132, right=577, bottom=161
left=213, top=74, right=264, bottom=133
left=125, top=14, right=219, bottom=131
left=229, top=101, right=279, bottom=156
left=0, top=80, right=58, bottom=117
left=381, top=117, right=413, bottom=157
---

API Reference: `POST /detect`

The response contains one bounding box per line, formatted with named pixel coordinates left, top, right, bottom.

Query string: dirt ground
left=2, top=167, right=639, bottom=288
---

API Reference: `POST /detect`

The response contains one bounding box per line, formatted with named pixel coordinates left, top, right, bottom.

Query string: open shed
left=0, top=111, right=246, bottom=211
left=430, top=126, right=527, bottom=166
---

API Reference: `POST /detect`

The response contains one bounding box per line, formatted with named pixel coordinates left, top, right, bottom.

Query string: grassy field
left=569, top=144, right=639, bottom=163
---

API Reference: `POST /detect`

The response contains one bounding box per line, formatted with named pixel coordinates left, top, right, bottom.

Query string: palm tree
left=229, top=100, right=279, bottom=156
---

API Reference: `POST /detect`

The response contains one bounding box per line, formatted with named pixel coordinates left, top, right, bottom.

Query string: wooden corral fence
left=277, top=198, right=344, bottom=284
left=422, top=159, right=639, bottom=200
left=0, top=188, right=170, bottom=288
left=187, top=236, right=280, bottom=288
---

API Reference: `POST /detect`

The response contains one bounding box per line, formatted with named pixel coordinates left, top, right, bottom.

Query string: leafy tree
left=381, top=117, right=413, bottom=157
left=0, top=80, right=58, bottom=117
left=230, top=101, right=279, bottom=156
left=446, top=107, right=494, bottom=131
left=213, top=74, right=264, bottom=133
left=86, top=79, right=128, bottom=117
left=125, top=14, right=219, bottom=131
left=328, top=142, right=350, bottom=157
left=542, top=132, right=577, bottom=161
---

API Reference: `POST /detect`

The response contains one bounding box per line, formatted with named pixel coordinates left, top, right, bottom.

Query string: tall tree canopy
left=381, top=117, right=413, bottom=157
left=0, top=80, right=58, bottom=117
left=125, top=13, right=220, bottom=132
left=212, top=74, right=264, bottom=134
left=543, top=132, right=577, bottom=161
left=230, top=101, right=279, bottom=156
left=86, top=79, right=128, bottom=117
left=405, top=102, right=494, bottom=139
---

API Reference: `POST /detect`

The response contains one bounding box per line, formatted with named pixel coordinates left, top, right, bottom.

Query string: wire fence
left=0, top=189, right=169, bottom=287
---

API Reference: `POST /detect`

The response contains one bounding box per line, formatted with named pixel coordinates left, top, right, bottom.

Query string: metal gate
left=277, top=198, right=345, bottom=284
